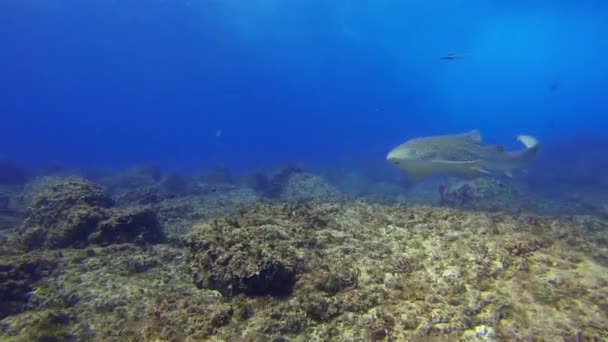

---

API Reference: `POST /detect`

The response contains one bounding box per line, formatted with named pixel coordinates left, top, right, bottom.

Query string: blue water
left=2, top=0, right=608, bottom=178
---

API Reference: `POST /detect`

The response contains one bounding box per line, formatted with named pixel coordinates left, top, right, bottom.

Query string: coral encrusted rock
left=185, top=220, right=299, bottom=297
left=19, top=177, right=164, bottom=250
left=439, top=177, right=521, bottom=211
left=89, top=207, right=164, bottom=246
left=0, top=254, right=56, bottom=318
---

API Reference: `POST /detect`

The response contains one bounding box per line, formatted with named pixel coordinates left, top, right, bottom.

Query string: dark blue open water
left=1, top=0, right=607, bottom=184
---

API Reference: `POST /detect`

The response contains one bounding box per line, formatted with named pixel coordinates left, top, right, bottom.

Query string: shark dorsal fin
left=457, top=130, right=482, bottom=144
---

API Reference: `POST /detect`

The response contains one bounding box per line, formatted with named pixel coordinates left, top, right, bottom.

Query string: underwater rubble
left=0, top=169, right=607, bottom=341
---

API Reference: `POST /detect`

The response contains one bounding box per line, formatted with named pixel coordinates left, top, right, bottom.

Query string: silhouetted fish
left=550, top=81, right=560, bottom=92
left=440, top=53, right=470, bottom=60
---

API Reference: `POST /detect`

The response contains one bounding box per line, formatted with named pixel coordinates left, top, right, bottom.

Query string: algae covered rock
left=185, top=221, right=298, bottom=297
left=281, top=173, right=341, bottom=201
left=90, top=207, right=164, bottom=246
left=100, top=165, right=162, bottom=193
left=17, top=176, right=70, bottom=211
left=0, top=255, right=56, bottom=318
left=3, top=196, right=608, bottom=341
left=20, top=178, right=113, bottom=249
left=19, top=177, right=164, bottom=250
left=242, top=166, right=303, bottom=198
left=243, top=166, right=341, bottom=201
left=438, top=177, right=521, bottom=211
left=114, top=185, right=164, bottom=205
left=0, top=309, right=85, bottom=342
left=199, top=165, right=233, bottom=184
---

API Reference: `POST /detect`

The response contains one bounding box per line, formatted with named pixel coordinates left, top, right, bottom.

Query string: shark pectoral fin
left=471, top=166, right=491, bottom=175
left=458, top=130, right=482, bottom=144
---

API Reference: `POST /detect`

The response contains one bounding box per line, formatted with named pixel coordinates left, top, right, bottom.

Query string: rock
left=462, top=324, right=496, bottom=341
left=114, top=186, right=163, bottom=205
left=91, top=207, right=165, bottom=246
left=243, top=167, right=340, bottom=201
left=20, top=178, right=113, bottom=249
left=185, top=223, right=297, bottom=297
left=438, top=177, right=521, bottom=212
left=314, top=267, right=359, bottom=295
left=281, top=173, right=341, bottom=201
left=199, top=166, right=233, bottom=184
left=114, top=173, right=197, bottom=205
left=0, top=256, right=56, bottom=318
left=18, top=176, right=70, bottom=210
left=99, top=165, right=162, bottom=195
left=242, top=166, right=303, bottom=199
left=159, top=172, right=193, bottom=196
left=19, top=178, right=164, bottom=250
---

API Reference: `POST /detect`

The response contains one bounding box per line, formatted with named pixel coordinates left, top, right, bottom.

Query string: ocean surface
left=1, top=1, right=608, bottom=341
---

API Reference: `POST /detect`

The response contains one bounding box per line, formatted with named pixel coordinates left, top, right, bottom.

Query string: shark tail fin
left=517, top=135, right=539, bottom=149
left=512, top=134, right=540, bottom=166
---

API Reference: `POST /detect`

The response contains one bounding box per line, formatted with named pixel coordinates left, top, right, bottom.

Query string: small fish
left=440, top=53, right=470, bottom=60
left=215, top=129, right=222, bottom=138
left=550, top=81, right=559, bottom=92
left=387, top=130, right=539, bottom=182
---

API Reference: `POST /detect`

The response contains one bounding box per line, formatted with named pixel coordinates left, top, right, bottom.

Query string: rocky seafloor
left=1, top=166, right=608, bottom=341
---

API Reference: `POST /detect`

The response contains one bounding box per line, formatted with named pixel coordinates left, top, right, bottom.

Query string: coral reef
left=111, top=171, right=229, bottom=206
left=1, top=172, right=608, bottom=341
left=0, top=253, right=56, bottom=319
left=199, top=165, right=233, bottom=184
left=181, top=201, right=607, bottom=340
left=153, top=188, right=260, bottom=241
left=242, top=166, right=305, bottom=198
left=109, top=171, right=199, bottom=206
left=1, top=244, right=214, bottom=341
left=98, top=165, right=163, bottom=196
left=281, top=172, right=341, bottom=201
left=19, top=177, right=164, bottom=250
left=243, top=166, right=341, bottom=201
left=159, top=172, right=195, bottom=197
left=17, top=176, right=70, bottom=211
left=89, top=207, right=164, bottom=246
left=186, top=217, right=300, bottom=297
left=438, top=177, right=521, bottom=212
